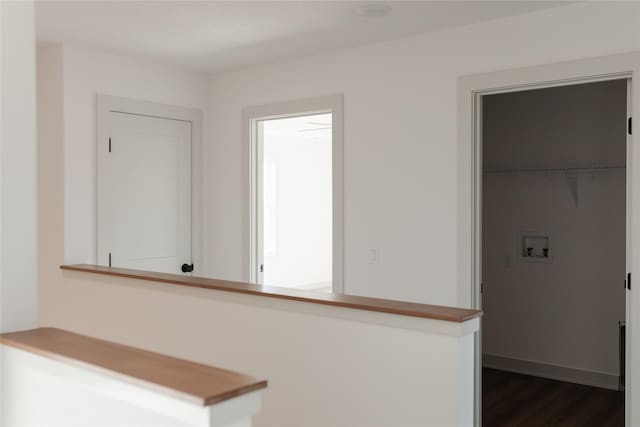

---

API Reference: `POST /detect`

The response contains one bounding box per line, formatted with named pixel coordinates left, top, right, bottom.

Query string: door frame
left=96, top=94, right=203, bottom=275
left=457, top=52, right=640, bottom=427
left=241, top=94, right=344, bottom=292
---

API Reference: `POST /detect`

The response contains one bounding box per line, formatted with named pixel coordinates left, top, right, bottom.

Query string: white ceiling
left=264, top=113, right=333, bottom=143
left=36, top=1, right=570, bottom=73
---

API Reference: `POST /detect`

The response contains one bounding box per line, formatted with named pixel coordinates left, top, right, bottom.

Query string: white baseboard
left=483, top=353, right=620, bottom=391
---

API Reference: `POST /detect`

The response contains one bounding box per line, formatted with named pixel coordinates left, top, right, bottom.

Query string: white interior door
left=97, top=111, right=192, bottom=275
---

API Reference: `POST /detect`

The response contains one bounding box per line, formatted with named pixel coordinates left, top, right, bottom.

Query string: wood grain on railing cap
left=60, top=264, right=482, bottom=323
left=0, top=327, right=267, bottom=406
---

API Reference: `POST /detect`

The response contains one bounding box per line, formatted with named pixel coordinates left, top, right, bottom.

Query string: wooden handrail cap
left=0, top=327, right=267, bottom=406
left=60, top=264, right=482, bottom=323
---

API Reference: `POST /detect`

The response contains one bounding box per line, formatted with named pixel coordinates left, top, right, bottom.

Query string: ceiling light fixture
left=353, top=3, right=392, bottom=18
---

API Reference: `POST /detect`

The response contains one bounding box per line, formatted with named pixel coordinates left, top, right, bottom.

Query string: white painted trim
left=96, top=95, right=204, bottom=276
left=457, top=52, right=640, bottom=427
left=626, top=76, right=634, bottom=424
left=483, top=353, right=620, bottom=391
left=209, top=390, right=262, bottom=427
left=241, top=94, right=344, bottom=293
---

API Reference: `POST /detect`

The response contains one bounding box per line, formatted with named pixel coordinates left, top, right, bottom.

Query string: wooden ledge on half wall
left=0, top=327, right=267, bottom=406
left=60, top=264, right=482, bottom=323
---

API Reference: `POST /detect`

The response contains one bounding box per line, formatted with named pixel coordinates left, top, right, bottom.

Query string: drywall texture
left=1, top=1, right=38, bottom=332
left=206, top=2, right=640, bottom=306
left=36, top=45, right=66, bottom=338
left=483, top=81, right=628, bottom=171
left=51, top=270, right=476, bottom=427
left=482, top=81, right=627, bottom=384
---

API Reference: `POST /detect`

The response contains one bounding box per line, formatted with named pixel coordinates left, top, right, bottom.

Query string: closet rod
left=483, top=165, right=626, bottom=175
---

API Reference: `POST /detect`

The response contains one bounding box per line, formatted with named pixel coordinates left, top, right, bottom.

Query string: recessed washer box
left=519, top=232, right=552, bottom=263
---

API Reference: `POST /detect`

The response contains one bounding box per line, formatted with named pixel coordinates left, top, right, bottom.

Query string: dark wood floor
left=483, top=368, right=624, bottom=427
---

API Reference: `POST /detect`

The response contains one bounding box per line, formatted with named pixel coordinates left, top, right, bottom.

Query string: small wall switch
left=368, top=248, right=380, bottom=264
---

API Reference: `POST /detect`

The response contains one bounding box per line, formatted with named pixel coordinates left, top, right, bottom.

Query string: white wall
left=483, top=172, right=626, bottom=385
left=49, top=269, right=477, bottom=427
left=483, top=80, right=628, bottom=171
left=205, top=1, right=640, bottom=306
left=1, top=0, right=38, bottom=333
left=37, top=45, right=65, bottom=341
left=482, top=81, right=627, bottom=385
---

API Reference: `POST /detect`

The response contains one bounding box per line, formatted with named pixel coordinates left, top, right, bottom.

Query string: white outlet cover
left=369, top=249, right=380, bottom=264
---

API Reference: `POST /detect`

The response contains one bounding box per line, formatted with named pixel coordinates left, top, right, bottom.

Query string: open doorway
left=480, top=79, right=629, bottom=425
left=256, top=113, right=333, bottom=291
left=243, top=94, right=344, bottom=292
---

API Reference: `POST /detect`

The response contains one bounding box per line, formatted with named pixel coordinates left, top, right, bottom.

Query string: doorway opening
left=256, top=112, right=333, bottom=291
left=480, top=79, right=629, bottom=425
left=243, top=94, right=344, bottom=292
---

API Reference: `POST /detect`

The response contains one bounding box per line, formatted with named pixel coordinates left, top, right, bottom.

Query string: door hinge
left=627, top=272, right=631, bottom=290
left=480, top=282, right=483, bottom=294
left=108, top=252, right=112, bottom=267
left=628, top=117, right=632, bottom=135
left=260, top=264, right=264, bottom=273
left=108, top=137, right=112, bottom=153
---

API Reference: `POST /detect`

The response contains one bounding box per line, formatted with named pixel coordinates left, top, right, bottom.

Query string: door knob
left=181, top=263, right=194, bottom=273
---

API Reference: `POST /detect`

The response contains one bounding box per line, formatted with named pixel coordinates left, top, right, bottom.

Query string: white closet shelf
left=483, top=165, right=626, bottom=175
